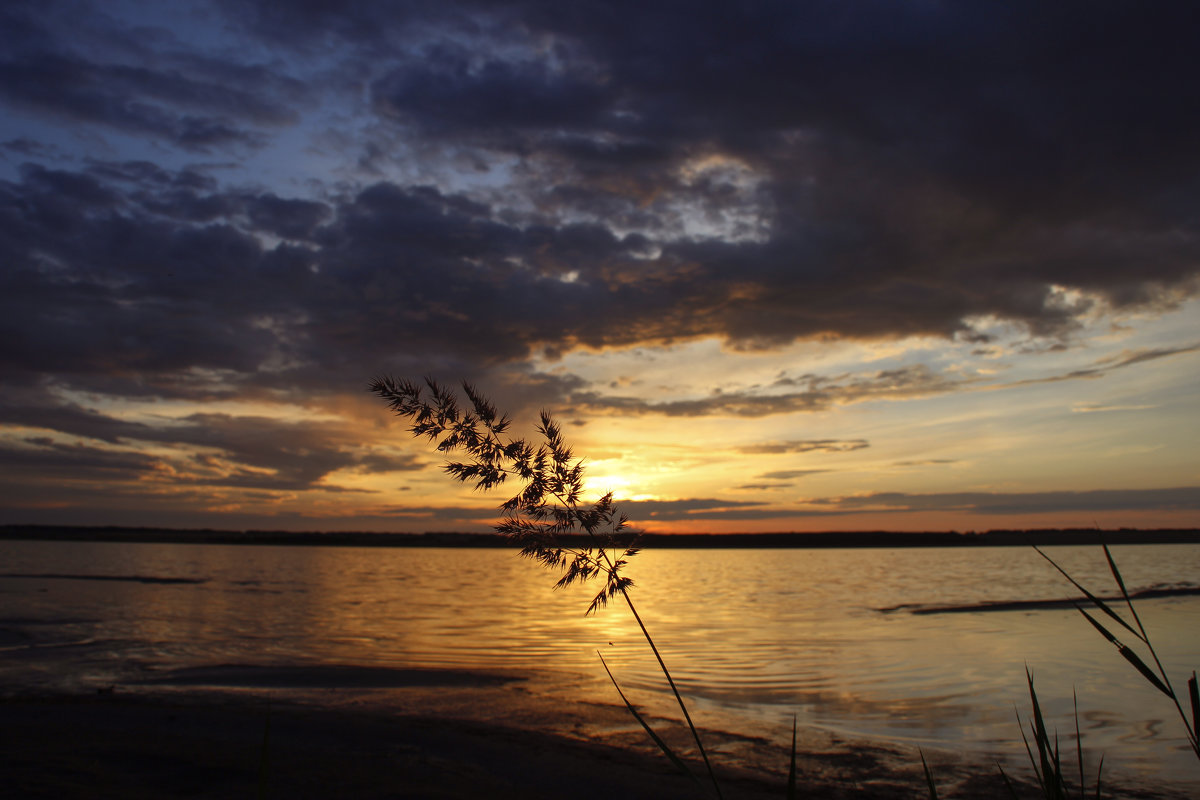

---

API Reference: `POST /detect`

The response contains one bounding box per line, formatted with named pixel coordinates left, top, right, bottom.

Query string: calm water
left=2, top=540, right=1198, bottom=786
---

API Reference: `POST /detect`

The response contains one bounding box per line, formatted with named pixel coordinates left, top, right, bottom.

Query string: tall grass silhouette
left=987, top=544, right=1200, bottom=799
left=1035, top=544, right=1200, bottom=764
left=370, top=377, right=725, bottom=798
left=998, top=672, right=1103, bottom=800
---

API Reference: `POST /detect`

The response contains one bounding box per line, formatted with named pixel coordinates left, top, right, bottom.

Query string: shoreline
left=3, top=524, right=1200, bottom=549
left=4, top=678, right=1196, bottom=799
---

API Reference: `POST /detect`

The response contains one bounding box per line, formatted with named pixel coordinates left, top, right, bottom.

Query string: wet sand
left=0, top=668, right=1191, bottom=799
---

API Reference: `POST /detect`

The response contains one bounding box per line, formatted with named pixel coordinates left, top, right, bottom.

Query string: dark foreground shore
left=0, top=685, right=936, bottom=800
left=4, top=691, right=749, bottom=800
left=1, top=676, right=1194, bottom=799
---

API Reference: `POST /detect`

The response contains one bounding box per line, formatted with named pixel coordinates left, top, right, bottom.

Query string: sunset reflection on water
left=1, top=541, right=1198, bottom=782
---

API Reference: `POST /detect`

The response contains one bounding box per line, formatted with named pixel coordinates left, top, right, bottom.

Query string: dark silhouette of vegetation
left=1035, top=545, right=1200, bottom=764
left=999, top=673, right=1103, bottom=800
left=370, top=377, right=725, bottom=797
left=978, top=545, right=1200, bottom=799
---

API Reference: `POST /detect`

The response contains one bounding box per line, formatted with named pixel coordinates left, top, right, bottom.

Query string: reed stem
left=619, top=585, right=723, bottom=800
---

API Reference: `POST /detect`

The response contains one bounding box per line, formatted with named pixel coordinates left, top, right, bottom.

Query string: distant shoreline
left=2, top=524, right=1198, bottom=548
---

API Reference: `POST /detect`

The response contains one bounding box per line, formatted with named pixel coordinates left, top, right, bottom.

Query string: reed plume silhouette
left=370, top=377, right=724, bottom=797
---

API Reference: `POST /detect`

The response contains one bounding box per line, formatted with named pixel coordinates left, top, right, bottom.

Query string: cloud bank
left=2, top=1, right=1198, bottom=529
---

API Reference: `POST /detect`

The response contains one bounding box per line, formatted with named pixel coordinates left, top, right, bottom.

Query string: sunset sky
left=2, top=1, right=1198, bottom=535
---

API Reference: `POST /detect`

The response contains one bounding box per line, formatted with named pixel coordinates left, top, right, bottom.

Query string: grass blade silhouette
left=1190, top=672, right=1200, bottom=749
left=787, top=715, right=798, bottom=800
left=1036, top=544, right=1200, bottom=761
left=599, top=651, right=707, bottom=794
left=1026, top=668, right=1061, bottom=799
left=1073, top=606, right=1172, bottom=697
left=919, top=748, right=939, bottom=800
left=1003, top=678, right=1106, bottom=800
left=1008, top=667, right=1104, bottom=800
left=1033, top=546, right=1140, bottom=641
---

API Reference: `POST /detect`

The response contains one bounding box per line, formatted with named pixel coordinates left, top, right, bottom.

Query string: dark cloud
left=2, top=0, right=1200, bottom=400
left=372, top=49, right=616, bottom=137
left=741, top=442, right=869, bottom=456
left=571, top=366, right=958, bottom=418
left=0, top=2, right=308, bottom=152
left=150, top=412, right=369, bottom=491
left=1097, top=344, right=1200, bottom=371
left=354, top=452, right=425, bottom=474
left=0, top=164, right=310, bottom=392
left=243, top=194, right=332, bottom=241
left=0, top=397, right=150, bottom=444
left=2, top=137, right=61, bottom=159
left=309, top=0, right=1200, bottom=344
left=0, top=54, right=271, bottom=152
left=810, top=488, right=1200, bottom=516
left=1, top=439, right=164, bottom=479
left=378, top=504, right=496, bottom=523
left=1000, top=343, right=1200, bottom=389
left=756, top=470, right=832, bottom=481
left=0, top=159, right=679, bottom=398
left=3, top=0, right=1199, bottom=526
left=596, top=487, right=1200, bottom=525
left=8, top=0, right=1193, bottom=370
left=0, top=389, right=419, bottom=493
left=621, top=498, right=768, bottom=522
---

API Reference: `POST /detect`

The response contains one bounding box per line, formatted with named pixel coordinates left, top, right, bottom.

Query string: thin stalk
left=920, top=748, right=939, bottom=800
left=1073, top=690, right=1084, bottom=800
left=619, top=584, right=723, bottom=800
left=787, top=715, right=798, bottom=800
left=599, top=651, right=705, bottom=791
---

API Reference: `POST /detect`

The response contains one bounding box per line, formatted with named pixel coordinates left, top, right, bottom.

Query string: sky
left=1, top=0, right=1198, bottom=535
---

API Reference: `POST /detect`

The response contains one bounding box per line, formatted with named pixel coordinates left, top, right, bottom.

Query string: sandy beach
left=2, top=664, right=1157, bottom=800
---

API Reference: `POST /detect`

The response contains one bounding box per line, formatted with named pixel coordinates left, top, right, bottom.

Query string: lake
left=2, top=539, right=1198, bottom=789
